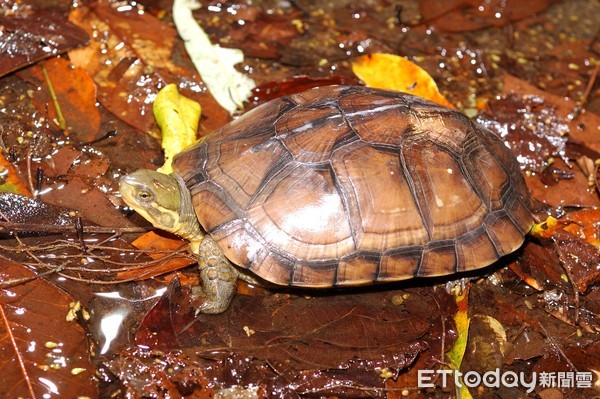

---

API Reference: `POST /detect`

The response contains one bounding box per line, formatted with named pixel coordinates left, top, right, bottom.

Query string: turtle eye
left=137, top=190, right=153, bottom=201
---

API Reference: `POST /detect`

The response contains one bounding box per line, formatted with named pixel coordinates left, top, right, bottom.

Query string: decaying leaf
left=130, top=280, right=457, bottom=397
left=0, top=9, right=89, bottom=78
left=531, top=210, right=600, bottom=247
left=444, top=291, right=474, bottom=399
left=68, top=2, right=230, bottom=137
left=0, top=258, right=97, bottom=398
left=172, top=0, right=256, bottom=114
left=351, top=53, right=454, bottom=108
left=116, top=231, right=193, bottom=281
left=420, top=0, right=556, bottom=32
left=17, top=58, right=101, bottom=141
left=0, top=152, right=31, bottom=197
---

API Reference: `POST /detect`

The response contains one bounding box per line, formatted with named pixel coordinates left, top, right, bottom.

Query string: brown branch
left=0, top=221, right=148, bottom=235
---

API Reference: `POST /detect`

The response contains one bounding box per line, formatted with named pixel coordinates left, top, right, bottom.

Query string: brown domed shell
left=173, top=86, right=532, bottom=287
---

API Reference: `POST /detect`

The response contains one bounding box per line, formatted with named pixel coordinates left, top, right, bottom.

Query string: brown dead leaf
left=136, top=280, right=456, bottom=393
left=0, top=258, right=97, bottom=398
left=16, top=58, right=101, bottom=142
left=0, top=9, right=89, bottom=77
left=228, top=13, right=301, bottom=59
left=68, top=3, right=229, bottom=138
left=248, top=75, right=360, bottom=107
left=40, top=176, right=131, bottom=227
left=132, top=277, right=458, bottom=397
left=420, top=0, right=556, bottom=32
left=476, top=74, right=600, bottom=208
left=502, top=73, right=600, bottom=154
left=525, top=158, right=600, bottom=208
left=533, top=209, right=600, bottom=247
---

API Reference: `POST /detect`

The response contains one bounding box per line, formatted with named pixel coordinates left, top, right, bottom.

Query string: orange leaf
left=116, top=231, right=194, bottom=281
left=561, top=209, right=600, bottom=247
left=531, top=209, right=600, bottom=247
left=17, top=58, right=100, bottom=142
left=0, top=151, right=31, bottom=197
left=351, top=53, right=455, bottom=109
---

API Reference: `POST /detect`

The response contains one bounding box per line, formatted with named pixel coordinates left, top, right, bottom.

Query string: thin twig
left=0, top=221, right=148, bottom=234
left=538, top=322, right=578, bottom=372
left=580, top=63, right=599, bottom=110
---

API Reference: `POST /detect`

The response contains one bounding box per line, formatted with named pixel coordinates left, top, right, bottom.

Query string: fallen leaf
left=420, top=0, right=556, bottom=32
left=445, top=290, right=474, bottom=399
left=248, top=75, right=360, bottom=106
left=137, top=284, right=456, bottom=374
left=17, top=58, right=101, bottom=142
left=0, top=9, right=89, bottom=77
left=351, top=53, right=454, bottom=108
left=68, top=3, right=230, bottom=138
left=0, top=258, right=97, bottom=398
left=531, top=210, right=600, bottom=247
left=115, top=231, right=193, bottom=281
left=501, top=73, right=600, bottom=154
left=0, top=152, right=31, bottom=197
left=172, top=0, right=256, bottom=114
left=0, top=193, right=75, bottom=227
left=445, top=290, right=470, bottom=371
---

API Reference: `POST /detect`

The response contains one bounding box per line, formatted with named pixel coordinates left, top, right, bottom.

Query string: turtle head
left=119, top=170, right=183, bottom=233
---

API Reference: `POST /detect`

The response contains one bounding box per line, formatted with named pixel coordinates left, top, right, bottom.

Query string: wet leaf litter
left=0, top=0, right=598, bottom=398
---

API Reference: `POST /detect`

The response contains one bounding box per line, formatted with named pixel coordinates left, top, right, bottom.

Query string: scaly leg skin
left=193, top=236, right=239, bottom=314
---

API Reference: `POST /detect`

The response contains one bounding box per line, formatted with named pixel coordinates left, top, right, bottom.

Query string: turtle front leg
left=193, top=235, right=239, bottom=314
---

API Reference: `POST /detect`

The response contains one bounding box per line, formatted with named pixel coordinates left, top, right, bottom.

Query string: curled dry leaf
left=576, top=155, right=599, bottom=191
left=153, top=84, right=201, bottom=174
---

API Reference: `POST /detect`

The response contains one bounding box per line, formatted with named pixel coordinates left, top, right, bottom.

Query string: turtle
left=119, top=85, right=533, bottom=314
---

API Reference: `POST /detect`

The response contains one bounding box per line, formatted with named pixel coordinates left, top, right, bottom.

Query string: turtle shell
left=172, top=85, right=532, bottom=287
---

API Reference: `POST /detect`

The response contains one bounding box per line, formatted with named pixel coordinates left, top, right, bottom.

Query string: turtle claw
left=191, top=287, right=234, bottom=315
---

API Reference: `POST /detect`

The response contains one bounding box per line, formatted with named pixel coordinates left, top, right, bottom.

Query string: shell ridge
left=479, top=224, right=502, bottom=260
left=244, top=150, right=294, bottom=210
left=500, top=190, right=531, bottom=236
left=398, top=140, right=433, bottom=242
left=327, top=160, right=360, bottom=253
left=459, top=131, right=493, bottom=210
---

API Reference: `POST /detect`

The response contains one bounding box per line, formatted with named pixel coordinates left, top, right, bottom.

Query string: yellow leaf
left=154, top=83, right=201, bottom=174
left=351, top=53, right=455, bottom=109
left=530, top=215, right=562, bottom=239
